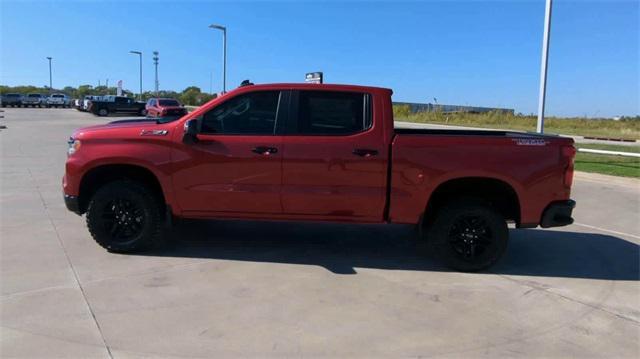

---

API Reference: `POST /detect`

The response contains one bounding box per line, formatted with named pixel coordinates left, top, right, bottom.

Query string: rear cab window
left=288, top=90, right=372, bottom=135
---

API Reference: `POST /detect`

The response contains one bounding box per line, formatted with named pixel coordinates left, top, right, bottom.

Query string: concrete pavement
left=1, top=108, right=638, bottom=358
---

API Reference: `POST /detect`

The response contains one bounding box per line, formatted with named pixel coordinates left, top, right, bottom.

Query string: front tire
left=98, top=108, right=108, bottom=116
left=427, top=200, right=508, bottom=271
left=86, top=180, right=164, bottom=253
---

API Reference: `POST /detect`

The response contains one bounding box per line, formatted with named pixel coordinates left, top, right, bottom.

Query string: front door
left=280, top=90, right=388, bottom=221
left=172, top=90, right=285, bottom=216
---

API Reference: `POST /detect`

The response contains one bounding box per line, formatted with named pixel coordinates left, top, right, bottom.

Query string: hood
left=73, top=119, right=161, bottom=138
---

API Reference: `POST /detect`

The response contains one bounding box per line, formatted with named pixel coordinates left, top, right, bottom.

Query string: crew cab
left=145, top=97, right=188, bottom=119
left=63, top=83, right=576, bottom=271
left=88, top=95, right=146, bottom=116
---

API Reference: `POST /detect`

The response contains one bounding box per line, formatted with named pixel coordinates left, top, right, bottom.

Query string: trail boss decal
left=512, top=138, right=547, bottom=146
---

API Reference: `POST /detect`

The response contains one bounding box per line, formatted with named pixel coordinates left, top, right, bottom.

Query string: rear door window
left=290, top=91, right=371, bottom=135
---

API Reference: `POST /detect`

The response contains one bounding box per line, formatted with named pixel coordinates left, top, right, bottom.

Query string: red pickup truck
left=63, top=83, right=576, bottom=271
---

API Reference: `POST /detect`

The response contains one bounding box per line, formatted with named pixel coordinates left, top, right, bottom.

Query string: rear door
left=172, top=90, right=286, bottom=215
left=114, top=97, right=128, bottom=112
left=280, top=90, right=388, bottom=221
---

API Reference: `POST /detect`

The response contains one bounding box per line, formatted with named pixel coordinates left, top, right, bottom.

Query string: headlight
left=67, top=137, right=81, bottom=156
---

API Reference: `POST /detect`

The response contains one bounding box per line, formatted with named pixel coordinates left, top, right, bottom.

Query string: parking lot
left=1, top=108, right=638, bottom=357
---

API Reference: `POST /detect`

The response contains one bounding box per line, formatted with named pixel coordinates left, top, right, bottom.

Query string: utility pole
left=46, top=57, right=52, bottom=93
left=537, top=0, right=553, bottom=133
left=153, top=51, right=159, bottom=95
left=129, top=51, right=143, bottom=100
left=209, top=24, right=227, bottom=93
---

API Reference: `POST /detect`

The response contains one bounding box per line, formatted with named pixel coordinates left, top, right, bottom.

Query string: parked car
left=88, top=96, right=146, bottom=116
left=46, top=93, right=71, bottom=108
left=63, top=82, right=576, bottom=271
left=1, top=93, right=23, bottom=107
left=23, top=93, right=47, bottom=107
left=81, top=95, right=102, bottom=111
left=145, top=98, right=188, bottom=119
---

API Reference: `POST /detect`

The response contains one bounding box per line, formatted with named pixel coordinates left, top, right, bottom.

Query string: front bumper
left=64, top=194, right=82, bottom=215
left=540, top=200, right=576, bottom=228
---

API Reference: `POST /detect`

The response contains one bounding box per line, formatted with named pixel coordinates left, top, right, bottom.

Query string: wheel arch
left=422, top=176, right=521, bottom=228
left=77, top=164, right=166, bottom=214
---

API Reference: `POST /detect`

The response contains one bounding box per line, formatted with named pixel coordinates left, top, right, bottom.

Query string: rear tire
left=426, top=200, right=508, bottom=271
left=86, top=180, right=164, bottom=253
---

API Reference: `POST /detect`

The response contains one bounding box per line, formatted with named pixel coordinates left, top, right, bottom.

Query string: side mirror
left=183, top=118, right=200, bottom=144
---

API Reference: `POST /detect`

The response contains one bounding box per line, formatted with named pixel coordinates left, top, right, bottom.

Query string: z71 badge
left=140, top=129, right=168, bottom=136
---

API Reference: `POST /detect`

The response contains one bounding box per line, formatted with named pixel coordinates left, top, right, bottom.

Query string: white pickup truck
left=46, top=93, right=71, bottom=108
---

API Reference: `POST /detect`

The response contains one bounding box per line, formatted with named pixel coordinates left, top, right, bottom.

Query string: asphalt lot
left=1, top=108, right=639, bottom=358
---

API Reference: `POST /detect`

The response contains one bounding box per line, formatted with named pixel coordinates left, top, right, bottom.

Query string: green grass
left=393, top=105, right=640, bottom=140
left=576, top=143, right=640, bottom=153
left=574, top=144, right=640, bottom=178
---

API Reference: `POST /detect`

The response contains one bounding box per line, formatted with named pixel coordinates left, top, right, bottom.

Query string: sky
left=0, top=0, right=638, bottom=117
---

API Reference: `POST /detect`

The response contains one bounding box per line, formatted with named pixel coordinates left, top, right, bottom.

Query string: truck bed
left=394, top=127, right=553, bottom=138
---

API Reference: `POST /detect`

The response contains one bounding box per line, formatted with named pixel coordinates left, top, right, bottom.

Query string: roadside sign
left=117, top=80, right=123, bottom=96
left=305, top=72, right=323, bottom=84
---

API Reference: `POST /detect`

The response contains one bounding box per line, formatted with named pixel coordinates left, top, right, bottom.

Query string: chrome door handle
left=352, top=148, right=378, bottom=157
left=252, top=146, right=278, bottom=155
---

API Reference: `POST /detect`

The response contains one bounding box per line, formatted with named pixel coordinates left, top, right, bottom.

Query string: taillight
left=562, top=145, right=576, bottom=188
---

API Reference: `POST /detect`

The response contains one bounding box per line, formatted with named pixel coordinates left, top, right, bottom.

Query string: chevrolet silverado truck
left=23, top=93, right=47, bottom=107
left=46, top=93, right=71, bottom=108
left=63, top=83, right=576, bottom=271
left=1, top=93, right=23, bottom=107
left=88, top=95, right=146, bottom=116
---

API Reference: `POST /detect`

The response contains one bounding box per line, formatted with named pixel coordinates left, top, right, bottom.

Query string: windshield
left=5, top=94, right=20, bottom=97
left=159, top=99, right=180, bottom=106
left=52, top=94, right=64, bottom=98
left=28, top=94, right=41, bottom=98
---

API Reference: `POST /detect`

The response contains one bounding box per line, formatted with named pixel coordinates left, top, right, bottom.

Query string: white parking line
left=573, top=222, right=640, bottom=240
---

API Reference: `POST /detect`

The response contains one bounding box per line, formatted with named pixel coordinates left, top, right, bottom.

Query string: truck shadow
left=148, top=219, right=639, bottom=281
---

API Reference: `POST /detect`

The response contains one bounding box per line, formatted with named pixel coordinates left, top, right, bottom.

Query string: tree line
left=0, top=85, right=217, bottom=106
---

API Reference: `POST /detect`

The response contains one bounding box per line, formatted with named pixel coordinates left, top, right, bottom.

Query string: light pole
left=46, top=57, right=52, bottom=93
left=209, top=24, right=227, bottom=93
left=536, top=0, right=553, bottom=133
left=153, top=51, right=159, bottom=95
left=129, top=50, right=142, bottom=100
